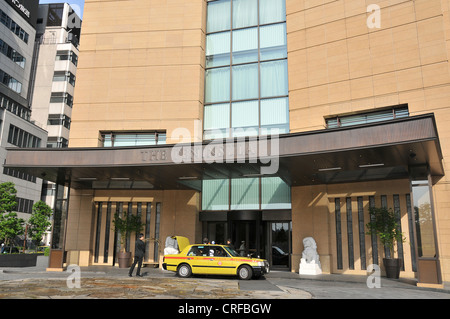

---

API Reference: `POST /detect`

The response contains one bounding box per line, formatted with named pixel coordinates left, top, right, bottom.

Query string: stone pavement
left=0, top=264, right=449, bottom=300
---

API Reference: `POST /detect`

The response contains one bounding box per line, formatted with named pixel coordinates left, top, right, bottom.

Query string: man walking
left=129, top=233, right=145, bottom=277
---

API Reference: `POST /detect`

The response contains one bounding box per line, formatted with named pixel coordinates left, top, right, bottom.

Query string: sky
left=39, top=0, right=85, bottom=19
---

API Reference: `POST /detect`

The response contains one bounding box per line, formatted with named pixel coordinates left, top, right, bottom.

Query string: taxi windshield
left=224, top=246, right=239, bottom=257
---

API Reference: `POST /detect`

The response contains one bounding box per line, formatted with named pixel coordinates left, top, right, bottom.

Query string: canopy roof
left=4, top=114, right=444, bottom=190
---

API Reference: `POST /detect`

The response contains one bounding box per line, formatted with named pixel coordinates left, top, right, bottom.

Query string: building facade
left=0, top=0, right=47, bottom=220
left=29, top=3, right=81, bottom=218
left=5, top=0, right=450, bottom=287
left=31, top=3, right=81, bottom=150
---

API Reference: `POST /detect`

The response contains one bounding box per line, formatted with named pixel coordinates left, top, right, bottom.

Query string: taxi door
left=209, top=246, right=236, bottom=275
left=189, top=245, right=213, bottom=275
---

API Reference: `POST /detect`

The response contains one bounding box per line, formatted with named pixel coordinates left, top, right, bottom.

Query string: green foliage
left=0, top=182, right=24, bottom=252
left=366, top=206, right=406, bottom=258
left=0, top=182, right=17, bottom=214
left=112, top=211, right=143, bottom=252
left=27, top=201, right=53, bottom=248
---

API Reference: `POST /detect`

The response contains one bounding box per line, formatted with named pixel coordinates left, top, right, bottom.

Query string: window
left=0, top=9, right=29, bottom=43
left=201, top=177, right=291, bottom=211
left=261, top=177, right=291, bottom=209
left=232, top=63, right=259, bottom=100
left=0, top=38, right=25, bottom=68
left=7, top=124, right=41, bottom=148
left=47, top=136, right=69, bottom=148
left=48, top=114, right=71, bottom=129
left=0, top=69, right=22, bottom=94
left=232, top=27, right=258, bottom=64
left=101, top=131, right=167, bottom=147
left=53, top=71, right=76, bottom=86
left=202, top=179, right=229, bottom=211
left=326, top=106, right=409, bottom=129
left=206, top=32, right=230, bottom=68
left=204, top=103, right=230, bottom=139
left=16, top=197, right=33, bottom=214
left=0, top=93, right=31, bottom=121
left=206, top=0, right=230, bottom=33
left=260, top=60, right=288, bottom=97
left=205, top=67, right=230, bottom=103
left=56, top=50, right=78, bottom=66
left=3, top=167, right=36, bottom=183
left=50, top=92, right=73, bottom=107
left=47, top=4, right=64, bottom=27
left=204, top=0, right=289, bottom=139
left=231, top=178, right=259, bottom=210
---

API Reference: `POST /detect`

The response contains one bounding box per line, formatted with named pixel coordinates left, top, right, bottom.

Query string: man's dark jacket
left=134, top=239, right=145, bottom=258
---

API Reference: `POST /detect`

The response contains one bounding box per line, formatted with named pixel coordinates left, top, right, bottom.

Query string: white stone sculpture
left=299, top=237, right=322, bottom=275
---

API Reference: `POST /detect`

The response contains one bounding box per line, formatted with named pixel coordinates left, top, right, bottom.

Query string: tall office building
left=0, top=0, right=47, bottom=220
left=5, top=0, right=450, bottom=287
left=29, top=3, right=81, bottom=214
left=31, top=3, right=81, bottom=150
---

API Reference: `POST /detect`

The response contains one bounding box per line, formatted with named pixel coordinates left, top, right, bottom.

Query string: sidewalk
left=0, top=264, right=449, bottom=299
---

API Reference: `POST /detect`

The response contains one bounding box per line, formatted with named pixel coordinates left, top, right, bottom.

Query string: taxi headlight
left=257, top=261, right=265, bottom=267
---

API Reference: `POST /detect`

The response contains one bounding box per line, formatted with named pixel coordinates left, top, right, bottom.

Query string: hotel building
left=5, top=0, right=450, bottom=287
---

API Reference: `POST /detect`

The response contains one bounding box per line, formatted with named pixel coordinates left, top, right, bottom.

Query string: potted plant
left=366, top=206, right=406, bottom=279
left=112, top=211, right=143, bottom=268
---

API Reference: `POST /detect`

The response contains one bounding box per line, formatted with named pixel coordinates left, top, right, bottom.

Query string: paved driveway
left=0, top=266, right=449, bottom=299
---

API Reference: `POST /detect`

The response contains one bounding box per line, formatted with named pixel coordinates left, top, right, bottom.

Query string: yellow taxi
left=162, top=237, right=269, bottom=280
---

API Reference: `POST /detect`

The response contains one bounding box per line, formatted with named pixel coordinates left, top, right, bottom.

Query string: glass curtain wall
left=204, top=0, right=289, bottom=139
left=202, top=177, right=291, bottom=211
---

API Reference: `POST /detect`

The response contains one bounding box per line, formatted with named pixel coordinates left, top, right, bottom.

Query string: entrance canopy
left=4, top=114, right=444, bottom=190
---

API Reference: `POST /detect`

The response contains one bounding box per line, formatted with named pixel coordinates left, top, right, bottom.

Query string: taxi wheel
left=177, top=263, right=192, bottom=278
left=237, top=265, right=253, bottom=280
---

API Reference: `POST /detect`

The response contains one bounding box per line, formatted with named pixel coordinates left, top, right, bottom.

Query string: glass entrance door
left=203, top=214, right=291, bottom=269
left=230, top=220, right=263, bottom=258
left=269, top=222, right=291, bottom=269
left=231, top=221, right=256, bottom=257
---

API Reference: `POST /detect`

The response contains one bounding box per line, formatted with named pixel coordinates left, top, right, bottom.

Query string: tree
left=366, top=206, right=405, bottom=258
left=0, top=182, right=18, bottom=214
left=112, top=211, right=143, bottom=252
left=0, top=182, right=24, bottom=253
left=27, top=201, right=52, bottom=249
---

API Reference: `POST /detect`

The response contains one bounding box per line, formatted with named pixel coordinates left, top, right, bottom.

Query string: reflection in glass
left=412, top=182, right=436, bottom=258
left=271, top=222, right=290, bottom=267
left=231, top=178, right=259, bottom=210
left=261, top=177, right=291, bottom=209
left=202, top=179, right=229, bottom=211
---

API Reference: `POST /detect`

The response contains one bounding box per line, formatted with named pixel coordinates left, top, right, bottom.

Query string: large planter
left=0, top=254, right=40, bottom=267
left=383, top=258, right=402, bottom=279
left=118, top=251, right=132, bottom=268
